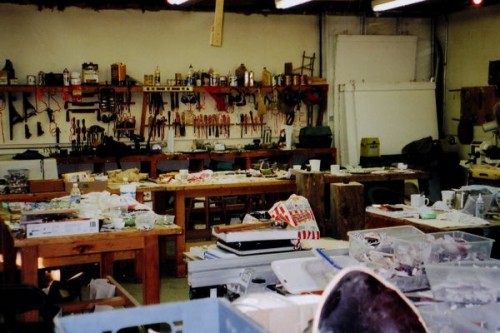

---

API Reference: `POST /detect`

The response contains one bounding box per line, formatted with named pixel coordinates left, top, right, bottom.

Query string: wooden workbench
left=0, top=220, right=182, bottom=318
left=161, top=177, right=296, bottom=277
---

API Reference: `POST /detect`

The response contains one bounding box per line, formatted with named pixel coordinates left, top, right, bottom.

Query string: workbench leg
left=175, top=191, right=187, bottom=278
left=296, top=171, right=326, bottom=235
left=330, top=181, right=364, bottom=240
left=1, top=222, right=17, bottom=283
left=101, top=252, right=114, bottom=278
left=20, top=246, right=40, bottom=322
left=143, top=235, right=160, bottom=304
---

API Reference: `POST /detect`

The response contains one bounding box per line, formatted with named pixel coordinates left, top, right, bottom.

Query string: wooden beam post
left=295, top=171, right=326, bottom=235
left=330, top=181, right=364, bottom=240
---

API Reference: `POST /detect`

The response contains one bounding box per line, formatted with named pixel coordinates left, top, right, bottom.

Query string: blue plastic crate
left=54, top=298, right=265, bottom=333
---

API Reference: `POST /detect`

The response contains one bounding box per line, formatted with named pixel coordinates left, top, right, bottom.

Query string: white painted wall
left=0, top=4, right=433, bottom=160
left=438, top=4, right=500, bottom=160
left=0, top=4, right=320, bottom=153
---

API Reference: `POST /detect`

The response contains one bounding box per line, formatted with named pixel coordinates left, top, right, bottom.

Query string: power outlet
left=143, top=191, right=152, bottom=202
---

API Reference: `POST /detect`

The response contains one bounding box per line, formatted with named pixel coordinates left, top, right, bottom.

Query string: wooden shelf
left=0, top=84, right=143, bottom=93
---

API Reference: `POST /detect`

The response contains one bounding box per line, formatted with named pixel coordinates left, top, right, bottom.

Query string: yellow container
left=360, top=137, right=380, bottom=157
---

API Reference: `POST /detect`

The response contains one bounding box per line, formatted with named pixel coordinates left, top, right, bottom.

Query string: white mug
left=309, top=159, right=321, bottom=172
left=441, top=190, right=455, bottom=209
left=330, top=164, right=340, bottom=174
left=411, top=194, right=429, bottom=208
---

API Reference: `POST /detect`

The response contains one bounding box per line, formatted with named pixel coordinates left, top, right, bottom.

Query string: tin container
left=144, top=74, right=154, bottom=86
left=82, top=62, right=99, bottom=85
left=175, top=73, right=183, bottom=86
left=111, top=63, right=126, bottom=86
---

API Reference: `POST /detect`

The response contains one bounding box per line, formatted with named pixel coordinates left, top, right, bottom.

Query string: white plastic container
left=425, top=259, right=500, bottom=305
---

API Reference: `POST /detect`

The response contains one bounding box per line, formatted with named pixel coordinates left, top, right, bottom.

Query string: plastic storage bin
left=348, top=226, right=425, bottom=261
left=426, top=231, right=495, bottom=262
left=419, top=302, right=500, bottom=333
left=54, top=298, right=265, bottom=333
left=424, top=259, right=500, bottom=305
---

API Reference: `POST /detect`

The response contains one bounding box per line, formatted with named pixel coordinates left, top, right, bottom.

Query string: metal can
left=111, top=63, right=126, bottom=86
left=175, top=73, right=183, bottom=86
left=285, top=75, right=292, bottom=86
left=144, top=74, right=154, bottom=86
left=293, top=74, right=300, bottom=86
left=244, top=71, right=249, bottom=87
left=249, top=71, right=254, bottom=87
left=219, top=76, right=227, bottom=87
left=63, top=68, right=70, bottom=86
left=301, top=74, right=308, bottom=85
left=210, top=73, right=220, bottom=86
left=27, top=75, right=36, bottom=85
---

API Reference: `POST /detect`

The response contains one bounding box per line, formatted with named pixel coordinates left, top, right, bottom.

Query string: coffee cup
left=310, top=159, right=321, bottom=172
left=330, top=164, right=340, bottom=174
left=411, top=194, right=429, bottom=208
left=441, top=190, right=455, bottom=209
left=179, top=169, right=189, bottom=180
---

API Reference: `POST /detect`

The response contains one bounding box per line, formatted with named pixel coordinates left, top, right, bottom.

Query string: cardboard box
left=65, top=181, right=108, bottom=193
left=25, top=218, right=99, bottom=238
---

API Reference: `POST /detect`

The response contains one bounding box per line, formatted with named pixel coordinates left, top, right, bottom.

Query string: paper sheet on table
left=405, top=210, right=490, bottom=229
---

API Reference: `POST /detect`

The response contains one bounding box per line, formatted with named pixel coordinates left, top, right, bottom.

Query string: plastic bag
left=268, top=194, right=320, bottom=240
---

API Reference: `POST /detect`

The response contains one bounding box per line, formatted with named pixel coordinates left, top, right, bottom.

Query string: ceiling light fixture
left=275, top=0, right=312, bottom=9
left=372, top=0, right=426, bottom=12
left=167, top=0, right=189, bottom=5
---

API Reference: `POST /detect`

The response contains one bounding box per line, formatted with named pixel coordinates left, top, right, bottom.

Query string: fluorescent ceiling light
left=167, top=0, right=189, bottom=5
left=275, top=0, right=312, bottom=9
left=372, top=0, right=426, bottom=12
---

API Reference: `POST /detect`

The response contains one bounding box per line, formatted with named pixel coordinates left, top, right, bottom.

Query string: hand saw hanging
left=210, top=0, right=224, bottom=47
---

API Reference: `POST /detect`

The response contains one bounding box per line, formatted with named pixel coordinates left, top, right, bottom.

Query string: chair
left=0, top=283, right=61, bottom=333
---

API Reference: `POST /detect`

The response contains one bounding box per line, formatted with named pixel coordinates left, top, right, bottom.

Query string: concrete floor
left=120, top=276, right=190, bottom=304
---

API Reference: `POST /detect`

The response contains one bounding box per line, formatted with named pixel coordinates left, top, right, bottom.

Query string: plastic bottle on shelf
left=63, top=68, right=70, bottom=86
left=235, top=63, right=247, bottom=86
left=262, top=67, right=272, bottom=86
left=154, top=66, right=161, bottom=86
left=186, top=64, right=194, bottom=86
left=475, top=193, right=484, bottom=218
left=70, top=183, right=81, bottom=207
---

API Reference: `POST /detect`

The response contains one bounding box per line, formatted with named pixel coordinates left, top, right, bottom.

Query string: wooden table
left=365, top=208, right=500, bottom=232
left=0, top=221, right=182, bottom=311
left=296, top=169, right=431, bottom=237
left=162, top=178, right=296, bottom=277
